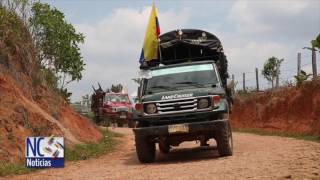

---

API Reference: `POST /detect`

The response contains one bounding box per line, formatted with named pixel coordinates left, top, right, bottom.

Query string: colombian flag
left=139, top=4, right=160, bottom=63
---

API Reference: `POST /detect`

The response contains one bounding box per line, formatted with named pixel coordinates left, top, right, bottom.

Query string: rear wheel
left=102, top=117, right=110, bottom=127
left=117, top=120, right=124, bottom=127
left=95, top=115, right=102, bottom=124
left=135, top=136, right=156, bottom=163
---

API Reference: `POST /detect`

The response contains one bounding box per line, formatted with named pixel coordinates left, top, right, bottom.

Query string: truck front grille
left=114, top=107, right=129, bottom=112
left=156, top=97, right=197, bottom=114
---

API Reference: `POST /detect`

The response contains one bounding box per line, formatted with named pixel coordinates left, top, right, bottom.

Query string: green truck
left=133, top=29, right=233, bottom=163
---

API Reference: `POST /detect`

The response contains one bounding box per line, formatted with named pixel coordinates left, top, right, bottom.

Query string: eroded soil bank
left=231, top=81, right=320, bottom=136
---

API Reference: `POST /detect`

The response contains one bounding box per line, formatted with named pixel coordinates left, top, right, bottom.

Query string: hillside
left=0, top=5, right=102, bottom=163
left=231, top=81, right=320, bottom=136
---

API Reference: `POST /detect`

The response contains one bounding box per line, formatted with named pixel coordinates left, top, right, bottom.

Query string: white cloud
left=229, top=0, right=319, bottom=38
left=66, top=1, right=319, bottom=99
left=228, top=41, right=289, bottom=72
left=205, top=0, right=320, bottom=89
left=68, top=6, right=191, bottom=101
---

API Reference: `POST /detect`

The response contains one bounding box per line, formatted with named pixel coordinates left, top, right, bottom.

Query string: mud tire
left=216, top=121, right=233, bottom=156
left=135, top=136, right=155, bottom=163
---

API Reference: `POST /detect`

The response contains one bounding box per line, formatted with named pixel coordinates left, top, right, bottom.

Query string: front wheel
left=159, top=143, right=170, bottom=154
left=117, top=120, right=124, bottom=127
left=128, top=120, right=136, bottom=128
left=135, top=135, right=156, bottom=163
left=216, top=121, right=233, bottom=156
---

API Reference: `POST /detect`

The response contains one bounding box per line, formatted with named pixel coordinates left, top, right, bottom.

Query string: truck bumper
left=134, top=109, right=227, bottom=125
left=133, top=119, right=228, bottom=137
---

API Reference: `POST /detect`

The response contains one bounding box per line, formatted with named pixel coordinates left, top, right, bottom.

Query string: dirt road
left=8, top=128, right=320, bottom=180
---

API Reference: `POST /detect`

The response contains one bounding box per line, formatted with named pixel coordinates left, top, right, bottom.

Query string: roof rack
left=140, top=29, right=225, bottom=70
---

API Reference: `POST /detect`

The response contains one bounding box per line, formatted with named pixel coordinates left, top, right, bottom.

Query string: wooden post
left=312, top=48, right=317, bottom=80
left=276, top=63, right=280, bottom=88
left=232, top=74, right=235, bottom=93
left=297, top=52, right=301, bottom=76
left=255, top=68, right=259, bottom=92
left=243, top=73, right=246, bottom=92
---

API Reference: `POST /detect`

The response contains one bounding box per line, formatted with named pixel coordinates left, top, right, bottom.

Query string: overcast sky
left=44, top=0, right=320, bottom=102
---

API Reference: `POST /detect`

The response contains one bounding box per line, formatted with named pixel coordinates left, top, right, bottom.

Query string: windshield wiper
left=175, top=81, right=206, bottom=88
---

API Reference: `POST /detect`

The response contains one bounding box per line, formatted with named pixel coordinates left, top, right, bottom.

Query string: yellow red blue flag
left=139, top=4, right=160, bottom=63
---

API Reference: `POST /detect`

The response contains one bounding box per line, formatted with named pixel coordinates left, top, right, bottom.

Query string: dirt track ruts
left=7, top=128, right=320, bottom=180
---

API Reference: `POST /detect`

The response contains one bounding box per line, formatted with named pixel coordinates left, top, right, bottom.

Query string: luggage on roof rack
left=159, top=29, right=224, bottom=65
left=139, top=29, right=228, bottom=86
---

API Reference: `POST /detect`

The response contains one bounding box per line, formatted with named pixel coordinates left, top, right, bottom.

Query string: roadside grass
left=0, top=163, right=35, bottom=177
left=234, top=128, right=320, bottom=143
left=65, top=129, right=121, bottom=161
left=0, top=129, right=121, bottom=177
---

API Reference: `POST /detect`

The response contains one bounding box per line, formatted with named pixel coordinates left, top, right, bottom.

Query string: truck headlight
left=198, top=98, right=210, bottom=109
left=145, top=103, right=157, bottom=114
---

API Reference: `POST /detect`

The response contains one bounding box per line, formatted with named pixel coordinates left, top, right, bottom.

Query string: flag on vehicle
left=139, top=3, right=160, bottom=64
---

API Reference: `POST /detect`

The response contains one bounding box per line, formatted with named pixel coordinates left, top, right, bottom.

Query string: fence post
left=255, top=68, right=259, bottom=92
left=276, top=63, right=280, bottom=88
left=232, top=74, right=235, bottom=93
left=312, top=48, right=317, bottom=80
left=297, top=52, right=301, bottom=76
left=243, top=73, right=246, bottom=92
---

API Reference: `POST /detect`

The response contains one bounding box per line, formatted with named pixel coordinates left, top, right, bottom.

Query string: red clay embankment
left=0, top=6, right=102, bottom=163
left=231, top=81, right=320, bottom=136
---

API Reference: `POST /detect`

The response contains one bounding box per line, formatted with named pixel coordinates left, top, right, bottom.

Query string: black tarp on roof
left=159, top=29, right=224, bottom=64
left=160, top=29, right=223, bottom=52
left=140, top=29, right=228, bottom=85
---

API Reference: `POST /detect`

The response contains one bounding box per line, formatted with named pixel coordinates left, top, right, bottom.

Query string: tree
left=311, top=33, right=320, bottom=50
left=29, top=2, right=85, bottom=89
left=262, top=56, right=283, bottom=88
left=294, top=70, right=311, bottom=86
left=111, top=84, right=123, bottom=93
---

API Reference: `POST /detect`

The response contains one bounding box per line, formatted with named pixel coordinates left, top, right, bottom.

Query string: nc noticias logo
left=25, top=136, right=64, bottom=168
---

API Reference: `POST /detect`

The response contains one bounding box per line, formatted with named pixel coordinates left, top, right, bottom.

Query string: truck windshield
left=145, top=64, right=218, bottom=94
left=105, top=94, right=130, bottom=103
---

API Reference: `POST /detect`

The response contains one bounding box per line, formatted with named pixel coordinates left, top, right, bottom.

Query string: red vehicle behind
left=102, top=93, right=135, bottom=127
left=91, top=84, right=135, bottom=127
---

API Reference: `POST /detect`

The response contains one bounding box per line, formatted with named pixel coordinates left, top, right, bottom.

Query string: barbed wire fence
left=231, top=51, right=319, bottom=93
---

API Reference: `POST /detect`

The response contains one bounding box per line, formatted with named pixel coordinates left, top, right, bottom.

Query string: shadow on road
left=124, top=144, right=222, bottom=166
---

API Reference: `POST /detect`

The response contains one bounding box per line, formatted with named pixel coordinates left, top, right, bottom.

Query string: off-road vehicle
left=133, top=29, right=233, bottom=163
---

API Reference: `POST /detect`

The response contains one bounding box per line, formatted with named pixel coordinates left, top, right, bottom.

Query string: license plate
left=120, top=115, right=126, bottom=119
left=168, top=124, right=189, bottom=134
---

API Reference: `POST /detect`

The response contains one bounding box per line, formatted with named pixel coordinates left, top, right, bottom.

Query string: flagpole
left=158, top=38, right=162, bottom=64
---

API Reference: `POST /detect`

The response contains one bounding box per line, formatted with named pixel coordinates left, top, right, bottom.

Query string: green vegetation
left=65, top=129, right=121, bottom=161
left=311, top=33, right=320, bottom=49
left=294, top=70, right=312, bottom=86
left=30, top=2, right=85, bottom=90
left=0, top=0, right=85, bottom=102
left=234, top=128, right=320, bottom=143
left=0, top=129, right=121, bottom=177
left=0, top=163, right=35, bottom=177
left=262, top=56, right=284, bottom=89
left=111, top=84, right=123, bottom=93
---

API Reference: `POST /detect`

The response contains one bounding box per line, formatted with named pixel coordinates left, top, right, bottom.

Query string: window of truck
left=105, top=94, right=130, bottom=103
left=144, top=63, right=218, bottom=94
